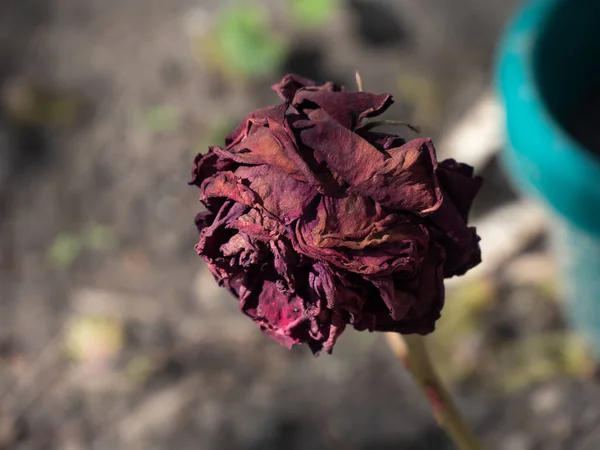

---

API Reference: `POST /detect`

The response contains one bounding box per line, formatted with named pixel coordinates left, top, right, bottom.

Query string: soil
left=3, top=0, right=600, bottom=449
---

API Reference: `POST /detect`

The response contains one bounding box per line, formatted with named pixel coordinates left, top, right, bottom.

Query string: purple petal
left=354, top=243, right=446, bottom=334
left=200, top=171, right=263, bottom=211
left=218, top=111, right=327, bottom=189
left=234, top=165, right=318, bottom=224
left=189, top=148, right=237, bottom=190
left=240, top=274, right=308, bottom=349
left=272, top=73, right=342, bottom=103
left=292, top=89, right=394, bottom=130
left=294, top=194, right=429, bottom=276
left=436, top=159, right=483, bottom=222
left=298, top=113, right=442, bottom=215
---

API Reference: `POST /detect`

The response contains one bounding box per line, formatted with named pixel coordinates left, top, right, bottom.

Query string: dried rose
left=190, top=74, right=482, bottom=354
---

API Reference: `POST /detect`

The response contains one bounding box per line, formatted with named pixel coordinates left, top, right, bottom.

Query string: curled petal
left=432, top=218, right=481, bottom=277
left=429, top=160, right=482, bottom=277
left=237, top=266, right=342, bottom=354
left=228, top=208, right=284, bottom=241
left=269, top=237, right=301, bottom=292
left=200, top=171, right=262, bottom=211
left=234, top=165, right=318, bottom=224
left=220, top=232, right=268, bottom=269
left=294, top=195, right=428, bottom=276
left=272, top=73, right=342, bottom=102
left=189, top=148, right=237, bottom=189
left=240, top=273, right=308, bottom=349
left=354, top=244, right=446, bottom=334
left=298, top=112, right=442, bottom=214
left=320, top=312, right=346, bottom=354
left=369, top=277, right=412, bottom=322
left=219, top=113, right=326, bottom=189
left=194, top=210, right=215, bottom=235
left=195, top=201, right=248, bottom=282
left=292, top=89, right=394, bottom=130
left=224, top=104, right=288, bottom=148
left=436, top=159, right=483, bottom=222
left=356, top=130, right=406, bottom=151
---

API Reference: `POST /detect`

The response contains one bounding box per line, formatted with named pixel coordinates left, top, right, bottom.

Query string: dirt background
left=2, top=0, right=600, bottom=449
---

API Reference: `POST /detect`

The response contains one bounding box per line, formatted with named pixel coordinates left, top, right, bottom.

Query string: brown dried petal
left=292, top=89, right=393, bottom=130
left=190, top=73, right=482, bottom=355
left=298, top=111, right=442, bottom=215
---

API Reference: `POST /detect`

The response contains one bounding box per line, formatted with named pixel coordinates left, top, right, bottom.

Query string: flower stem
left=385, top=333, right=482, bottom=450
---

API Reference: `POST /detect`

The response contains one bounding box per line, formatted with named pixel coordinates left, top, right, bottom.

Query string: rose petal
left=431, top=217, right=481, bottom=277
left=428, top=160, right=482, bottom=277
left=239, top=273, right=308, bottom=349
left=200, top=171, right=263, bottom=211
left=293, top=89, right=394, bottom=130
left=224, top=104, right=287, bottom=147
left=189, top=148, right=237, bottom=189
left=219, top=113, right=327, bottom=189
left=195, top=201, right=248, bottom=283
left=356, top=129, right=406, bottom=151
left=369, top=277, right=413, bottom=322
left=272, top=73, right=342, bottom=103
left=294, top=195, right=428, bottom=276
left=436, top=159, right=482, bottom=222
left=353, top=244, right=445, bottom=334
left=234, top=165, right=318, bottom=224
left=298, top=113, right=442, bottom=214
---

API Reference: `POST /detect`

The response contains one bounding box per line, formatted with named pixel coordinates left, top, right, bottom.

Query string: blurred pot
left=497, top=0, right=600, bottom=357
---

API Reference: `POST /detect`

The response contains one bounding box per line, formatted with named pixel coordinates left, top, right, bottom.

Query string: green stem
left=386, top=333, right=482, bottom=450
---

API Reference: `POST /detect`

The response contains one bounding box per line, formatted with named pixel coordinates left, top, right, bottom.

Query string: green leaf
left=47, top=233, right=81, bottom=269
left=140, top=105, right=181, bottom=133
left=290, top=0, right=337, bottom=26
left=85, top=223, right=117, bottom=252
left=214, top=5, right=286, bottom=78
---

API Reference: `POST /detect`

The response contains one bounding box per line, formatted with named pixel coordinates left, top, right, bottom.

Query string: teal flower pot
left=497, top=0, right=600, bottom=357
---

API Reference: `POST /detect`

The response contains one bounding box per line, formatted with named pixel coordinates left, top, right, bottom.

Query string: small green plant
left=204, top=4, right=287, bottom=80
left=290, top=0, right=337, bottom=27
left=47, top=233, right=82, bottom=269
left=140, top=105, right=181, bottom=134
left=85, top=223, right=117, bottom=252
left=48, top=224, right=118, bottom=269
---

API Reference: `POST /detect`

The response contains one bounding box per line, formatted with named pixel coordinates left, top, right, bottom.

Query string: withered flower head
left=190, top=74, right=482, bottom=354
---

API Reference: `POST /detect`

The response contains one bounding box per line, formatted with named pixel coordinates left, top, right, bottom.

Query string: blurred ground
left=1, top=0, right=600, bottom=449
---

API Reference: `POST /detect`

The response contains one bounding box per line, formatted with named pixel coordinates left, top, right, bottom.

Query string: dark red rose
left=190, top=74, right=482, bottom=354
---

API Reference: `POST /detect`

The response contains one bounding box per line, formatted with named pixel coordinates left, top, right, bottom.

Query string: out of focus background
left=2, top=0, right=600, bottom=449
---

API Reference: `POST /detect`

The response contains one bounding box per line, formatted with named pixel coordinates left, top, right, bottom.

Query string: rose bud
left=190, top=74, right=482, bottom=354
